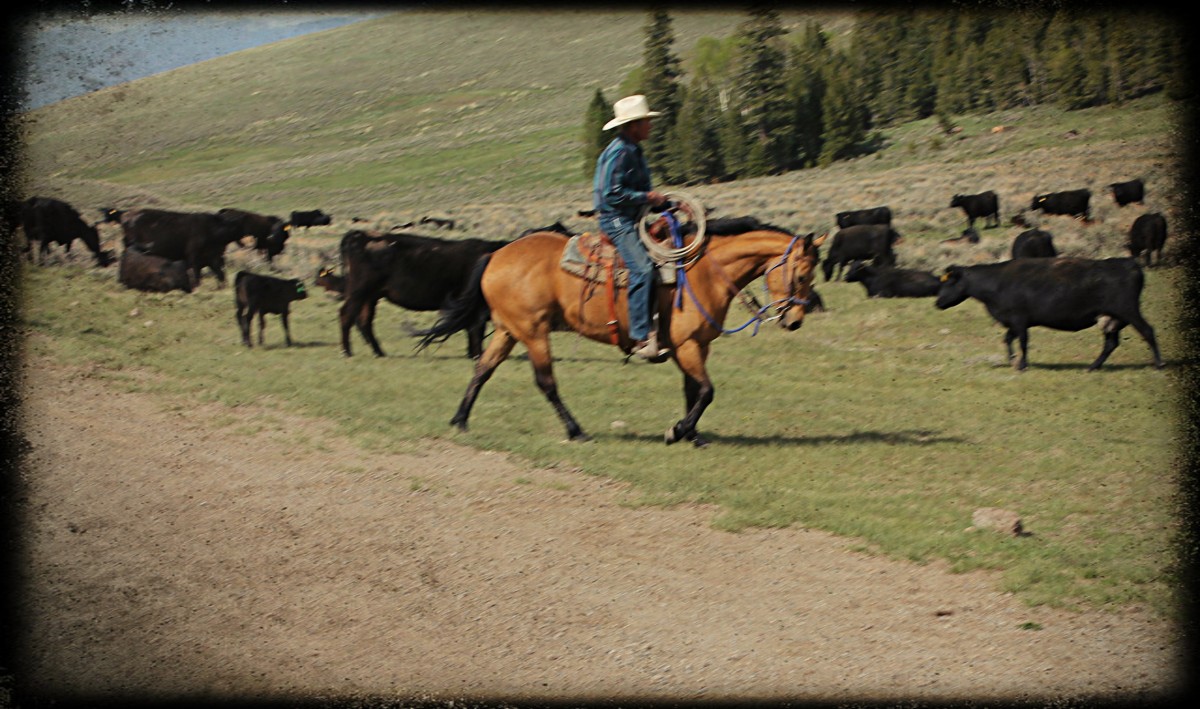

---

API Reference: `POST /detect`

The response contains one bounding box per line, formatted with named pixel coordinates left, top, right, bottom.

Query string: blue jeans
left=600, top=213, right=655, bottom=341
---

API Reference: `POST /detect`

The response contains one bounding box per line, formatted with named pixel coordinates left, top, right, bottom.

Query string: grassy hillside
left=18, top=9, right=838, bottom=214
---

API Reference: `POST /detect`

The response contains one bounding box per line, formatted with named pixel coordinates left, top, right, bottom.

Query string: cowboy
left=593, top=94, right=670, bottom=361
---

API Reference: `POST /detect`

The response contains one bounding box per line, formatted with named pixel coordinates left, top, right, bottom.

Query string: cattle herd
left=14, top=175, right=1171, bottom=370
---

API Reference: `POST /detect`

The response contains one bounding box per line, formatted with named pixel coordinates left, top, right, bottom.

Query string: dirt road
left=11, top=359, right=1183, bottom=704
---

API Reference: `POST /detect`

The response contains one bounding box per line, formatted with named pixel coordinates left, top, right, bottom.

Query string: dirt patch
left=11, top=358, right=1183, bottom=704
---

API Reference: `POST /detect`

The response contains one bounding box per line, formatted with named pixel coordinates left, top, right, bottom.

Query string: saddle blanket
left=559, top=233, right=676, bottom=286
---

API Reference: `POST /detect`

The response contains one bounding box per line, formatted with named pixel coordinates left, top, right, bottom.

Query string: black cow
left=315, top=266, right=345, bottom=298
left=290, top=209, right=332, bottom=228
left=120, top=208, right=247, bottom=287
left=845, top=261, right=940, bottom=298
left=218, top=207, right=288, bottom=261
left=338, top=230, right=508, bottom=358
left=950, top=191, right=1000, bottom=229
left=835, top=206, right=892, bottom=229
left=1011, top=229, right=1058, bottom=259
left=1127, top=212, right=1167, bottom=267
left=117, top=244, right=192, bottom=293
left=518, top=221, right=576, bottom=238
left=704, top=216, right=768, bottom=235
left=821, top=224, right=902, bottom=281
left=234, top=271, right=308, bottom=348
left=421, top=216, right=456, bottom=229
left=1029, top=189, right=1091, bottom=220
left=20, top=196, right=115, bottom=266
left=1109, top=179, right=1145, bottom=207
left=98, top=207, right=124, bottom=224
left=935, top=257, right=1162, bottom=371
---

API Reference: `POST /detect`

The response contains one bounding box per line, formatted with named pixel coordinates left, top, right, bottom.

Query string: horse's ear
left=810, top=232, right=828, bottom=247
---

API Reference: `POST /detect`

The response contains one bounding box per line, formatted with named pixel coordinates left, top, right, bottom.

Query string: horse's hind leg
left=526, top=337, right=590, bottom=442
left=466, top=321, right=484, bottom=359
left=450, top=329, right=517, bottom=431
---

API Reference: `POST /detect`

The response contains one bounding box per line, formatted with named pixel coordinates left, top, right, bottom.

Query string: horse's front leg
left=665, top=340, right=712, bottom=448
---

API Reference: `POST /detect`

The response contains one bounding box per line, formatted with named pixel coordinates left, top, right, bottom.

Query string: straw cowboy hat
left=603, top=94, right=662, bottom=130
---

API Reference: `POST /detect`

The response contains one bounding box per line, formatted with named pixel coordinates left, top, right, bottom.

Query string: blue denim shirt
left=593, top=134, right=652, bottom=220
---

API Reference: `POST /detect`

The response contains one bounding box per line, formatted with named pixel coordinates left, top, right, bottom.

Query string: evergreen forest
left=583, top=8, right=1189, bottom=186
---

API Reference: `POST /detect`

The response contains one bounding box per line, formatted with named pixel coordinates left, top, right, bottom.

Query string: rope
left=637, top=190, right=707, bottom=267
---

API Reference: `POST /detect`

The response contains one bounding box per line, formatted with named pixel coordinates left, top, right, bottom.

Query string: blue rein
left=663, top=212, right=809, bottom=336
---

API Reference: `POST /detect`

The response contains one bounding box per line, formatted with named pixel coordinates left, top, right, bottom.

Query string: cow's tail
left=411, top=253, right=493, bottom=352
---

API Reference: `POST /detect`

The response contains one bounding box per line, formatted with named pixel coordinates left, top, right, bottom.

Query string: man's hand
left=646, top=190, right=668, bottom=207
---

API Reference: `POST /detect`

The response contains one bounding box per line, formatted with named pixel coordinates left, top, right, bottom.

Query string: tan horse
left=416, top=226, right=825, bottom=447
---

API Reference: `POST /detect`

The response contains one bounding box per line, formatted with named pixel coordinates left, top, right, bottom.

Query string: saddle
left=559, top=232, right=675, bottom=349
left=559, top=233, right=676, bottom=286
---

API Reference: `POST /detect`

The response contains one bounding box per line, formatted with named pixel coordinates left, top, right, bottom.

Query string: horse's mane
left=705, top=224, right=798, bottom=239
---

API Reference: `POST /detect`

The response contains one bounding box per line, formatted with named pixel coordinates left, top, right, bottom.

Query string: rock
left=971, top=507, right=1025, bottom=536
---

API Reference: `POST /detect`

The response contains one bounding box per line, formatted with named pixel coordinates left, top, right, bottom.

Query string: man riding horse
left=593, top=94, right=671, bottom=361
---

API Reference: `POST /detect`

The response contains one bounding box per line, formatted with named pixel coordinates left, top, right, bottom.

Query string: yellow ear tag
left=940, top=273, right=950, bottom=282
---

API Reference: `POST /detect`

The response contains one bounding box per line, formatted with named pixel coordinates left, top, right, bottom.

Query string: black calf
left=235, top=271, right=308, bottom=348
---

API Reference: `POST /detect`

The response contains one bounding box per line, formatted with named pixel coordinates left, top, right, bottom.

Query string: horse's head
left=765, top=231, right=826, bottom=331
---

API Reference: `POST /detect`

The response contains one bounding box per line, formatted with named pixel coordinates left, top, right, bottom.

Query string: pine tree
left=582, top=88, right=611, bottom=178
left=786, top=21, right=829, bottom=168
left=732, top=7, right=791, bottom=176
left=817, top=56, right=869, bottom=166
left=717, top=102, right=748, bottom=180
left=671, top=80, right=724, bottom=184
left=979, top=14, right=1032, bottom=109
left=640, top=10, right=683, bottom=183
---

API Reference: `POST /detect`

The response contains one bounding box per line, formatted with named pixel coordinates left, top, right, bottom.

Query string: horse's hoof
left=450, top=419, right=468, bottom=432
left=692, top=435, right=710, bottom=448
left=568, top=432, right=593, bottom=443
left=665, top=426, right=681, bottom=445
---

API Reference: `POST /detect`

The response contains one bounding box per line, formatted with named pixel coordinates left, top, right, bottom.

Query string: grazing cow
left=821, top=224, right=902, bottom=281
left=949, top=191, right=1000, bottom=229
left=98, top=207, right=124, bottom=224
left=1109, top=179, right=1145, bottom=207
left=120, top=208, right=247, bottom=286
left=1127, top=212, right=1167, bottom=267
left=117, top=244, right=192, bottom=293
left=935, top=257, right=1163, bottom=371
left=421, top=216, right=456, bottom=230
left=1029, top=189, right=1091, bottom=220
left=234, top=271, right=308, bottom=348
left=1010, top=229, right=1058, bottom=259
left=338, top=229, right=508, bottom=358
left=20, top=196, right=115, bottom=266
left=290, top=209, right=332, bottom=228
left=835, top=205, right=892, bottom=229
left=806, top=289, right=826, bottom=313
left=218, top=207, right=288, bottom=261
left=315, top=266, right=345, bottom=298
left=845, top=261, right=940, bottom=298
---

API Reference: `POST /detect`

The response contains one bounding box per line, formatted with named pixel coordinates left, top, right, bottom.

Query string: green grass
left=18, top=257, right=1187, bottom=617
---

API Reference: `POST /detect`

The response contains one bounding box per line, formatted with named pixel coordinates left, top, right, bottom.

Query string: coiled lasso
left=637, top=190, right=708, bottom=268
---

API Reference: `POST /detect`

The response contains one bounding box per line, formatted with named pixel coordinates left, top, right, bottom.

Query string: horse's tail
left=411, top=253, right=493, bottom=351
